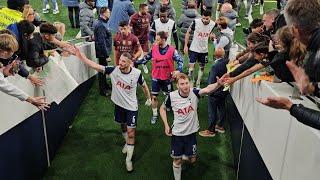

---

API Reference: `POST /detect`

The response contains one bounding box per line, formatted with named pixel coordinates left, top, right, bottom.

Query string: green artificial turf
left=1, top=0, right=276, bottom=179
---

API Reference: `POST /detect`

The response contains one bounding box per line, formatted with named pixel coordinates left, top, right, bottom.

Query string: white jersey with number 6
left=108, top=66, right=144, bottom=111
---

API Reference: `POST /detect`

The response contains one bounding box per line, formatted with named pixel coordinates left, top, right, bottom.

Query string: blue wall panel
left=0, top=77, right=95, bottom=180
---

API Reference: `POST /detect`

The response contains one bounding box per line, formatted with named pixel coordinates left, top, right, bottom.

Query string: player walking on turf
left=159, top=73, right=225, bottom=180
left=74, top=49, right=152, bottom=172
left=135, top=31, right=183, bottom=124
left=184, top=10, right=216, bottom=88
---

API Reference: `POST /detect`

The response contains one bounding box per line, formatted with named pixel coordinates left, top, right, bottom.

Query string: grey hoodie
left=79, top=2, right=95, bottom=37
left=153, top=2, right=176, bottom=20
left=145, top=0, right=159, bottom=17
left=221, top=9, right=238, bottom=30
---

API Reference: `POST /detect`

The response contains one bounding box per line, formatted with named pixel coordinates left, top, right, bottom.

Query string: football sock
left=172, top=162, right=182, bottom=180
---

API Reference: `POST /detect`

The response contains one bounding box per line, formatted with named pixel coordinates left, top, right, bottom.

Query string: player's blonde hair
left=176, top=73, right=189, bottom=82
left=0, top=34, right=19, bottom=52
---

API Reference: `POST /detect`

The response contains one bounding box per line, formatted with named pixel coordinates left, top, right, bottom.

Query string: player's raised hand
left=216, top=76, right=227, bottom=86
left=172, top=70, right=180, bottom=79
left=145, top=98, right=152, bottom=106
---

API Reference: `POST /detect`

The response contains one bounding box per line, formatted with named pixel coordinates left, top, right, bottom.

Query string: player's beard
left=119, top=64, right=129, bottom=72
left=160, top=19, right=169, bottom=23
left=203, top=21, right=210, bottom=25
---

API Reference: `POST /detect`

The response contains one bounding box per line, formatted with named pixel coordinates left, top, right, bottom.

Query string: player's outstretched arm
left=199, top=76, right=225, bottom=96
left=160, top=104, right=172, bottom=136
left=74, top=47, right=105, bottom=73
left=134, top=51, right=152, bottom=66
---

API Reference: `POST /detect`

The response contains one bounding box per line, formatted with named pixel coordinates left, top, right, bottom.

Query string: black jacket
left=267, top=52, right=294, bottom=82
left=23, top=33, right=49, bottom=68
left=229, top=57, right=258, bottom=77
left=304, top=28, right=320, bottom=82
left=0, top=55, right=29, bottom=78
left=94, top=17, right=112, bottom=58
left=208, top=58, right=229, bottom=97
left=290, top=104, right=320, bottom=130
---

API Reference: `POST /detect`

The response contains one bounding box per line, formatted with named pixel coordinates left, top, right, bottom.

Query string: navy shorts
left=171, top=133, right=197, bottom=158
left=151, top=79, right=173, bottom=96
left=114, top=104, right=138, bottom=128
left=189, top=51, right=208, bottom=65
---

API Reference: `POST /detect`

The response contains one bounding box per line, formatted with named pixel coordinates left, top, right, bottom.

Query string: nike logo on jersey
left=155, top=59, right=165, bottom=63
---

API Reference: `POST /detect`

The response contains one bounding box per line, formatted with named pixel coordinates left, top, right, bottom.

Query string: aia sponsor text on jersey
left=197, top=32, right=209, bottom=38
left=116, top=81, right=132, bottom=90
left=176, top=105, right=195, bottom=115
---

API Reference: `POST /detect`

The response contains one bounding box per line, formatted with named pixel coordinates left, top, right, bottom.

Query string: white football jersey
left=189, top=18, right=215, bottom=53
left=166, top=88, right=200, bottom=136
left=109, top=67, right=143, bottom=111
left=154, top=18, right=175, bottom=45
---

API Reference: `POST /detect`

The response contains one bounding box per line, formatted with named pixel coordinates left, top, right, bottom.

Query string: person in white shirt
left=0, top=33, right=49, bottom=110
left=159, top=73, right=225, bottom=180
left=184, top=10, right=216, bottom=88
left=74, top=48, right=152, bottom=173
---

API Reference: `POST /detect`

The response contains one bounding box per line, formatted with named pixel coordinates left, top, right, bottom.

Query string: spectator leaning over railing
left=22, top=5, right=66, bottom=40
left=243, top=18, right=264, bottom=46
left=3, top=23, right=43, bottom=86
left=18, top=22, right=76, bottom=69
left=0, top=33, right=49, bottom=110
left=257, top=0, right=320, bottom=129
left=284, top=0, right=320, bottom=83
left=39, top=23, right=76, bottom=55
left=262, top=9, right=286, bottom=39
left=224, top=26, right=307, bottom=85
left=222, top=41, right=270, bottom=85
left=228, top=32, right=269, bottom=68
